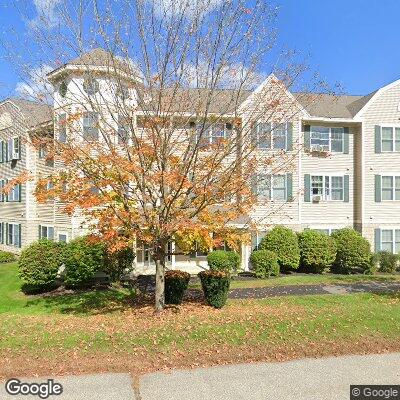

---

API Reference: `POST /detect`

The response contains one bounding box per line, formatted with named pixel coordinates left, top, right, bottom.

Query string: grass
left=1, top=262, right=400, bottom=378
left=191, top=272, right=400, bottom=289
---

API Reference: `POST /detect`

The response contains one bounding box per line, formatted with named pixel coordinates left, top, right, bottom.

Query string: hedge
left=259, top=226, right=300, bottom=271
left=18, top=240, right=65, bottom=293
left=298, top=230, right=337, bottom=274
left=331, top=228, right=373, bottom=274
left=207, top=250, right=240, bottom=273
left=198, top=270, right=230, bottom=308
left=165, top=270, right=190, bottom=304
left=249, top=249, right=279, bottom=278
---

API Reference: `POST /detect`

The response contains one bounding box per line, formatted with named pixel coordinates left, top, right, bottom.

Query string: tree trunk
left=155, top=258, right=165, bottom=312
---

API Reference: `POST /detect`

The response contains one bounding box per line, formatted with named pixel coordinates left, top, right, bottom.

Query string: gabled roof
left=294, top=92, right=375, bottom=119
left=1, top=98, right=52, bottom=128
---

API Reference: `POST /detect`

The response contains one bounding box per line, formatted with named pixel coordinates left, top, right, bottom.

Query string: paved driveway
left=1, top=353, right=400, bottom=399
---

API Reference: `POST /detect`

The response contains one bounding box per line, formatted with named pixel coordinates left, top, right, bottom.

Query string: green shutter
left=286, top=122, right=293, bottom=151
left=18, top=183, right=22, bottom=202
left=304, top=125, right=311, bottom=150
left=0, top=141, right=3, bottom=163
left=374, top=229, right=381, bottom=252
left=1, top=222, right=3, bottom=244
left=375, top=125, right=381, bottom=153
left=5, top=179, right=8, bottom=202
left=5, top=223, right=8, bottom=245
left=251, top=124, right=258, bottom=146
left=286, top=173, right=293, bottom=201
left=18, top=224, right=22, bottom=248
left=304, top=174, right=311, bottom=202
left=343, top=127, right=350, bottom=154
left=343, top=175, right=350, bottom=202
left=5, top=141, right=8, bottom=162
left=375, top=175, right=382, bottom=202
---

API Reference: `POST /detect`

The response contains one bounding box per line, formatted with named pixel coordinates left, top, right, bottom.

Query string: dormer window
left=83, top=77, right=99, bottom=96
left=117, top=84, right=130, bottom=100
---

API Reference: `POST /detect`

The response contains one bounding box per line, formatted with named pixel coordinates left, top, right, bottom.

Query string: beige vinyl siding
left=361, top=82, right=400, bottom=247
left=0, top=102, right=28, bottom=251
left=301, top=122, right=358, bottom=227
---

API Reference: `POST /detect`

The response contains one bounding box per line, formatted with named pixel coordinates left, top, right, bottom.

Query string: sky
left=0, top=0, right=400, bottom=99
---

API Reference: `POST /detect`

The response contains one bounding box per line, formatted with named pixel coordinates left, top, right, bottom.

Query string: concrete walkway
left=2, top=353, right=400, bottom=399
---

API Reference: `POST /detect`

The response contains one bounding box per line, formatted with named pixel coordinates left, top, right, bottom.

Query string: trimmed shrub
left=198, top=270, right=230, bottom=308
left=18, top=239, right=65, bottom=293
left=105, top=246, right=135, bottom=281
left=0, top=250, right=16, bottom=263
left=298, top=230, right=337, bottom=274
left=259, top=226, right=300, bottom=271
left=165, top=270, right=190, bottom=304
left=207, top=250, right=240, bottom=273
left=377, top=251, right=399, bottom=273
left=249, top=250, right=279, bottom=278
left=331, top=228, right=372, bottom=274
left=63, top=236, right=106, bottom=288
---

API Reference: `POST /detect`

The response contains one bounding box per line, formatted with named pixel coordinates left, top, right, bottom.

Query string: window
left=0, top=179, right=4, bottom=202
left=83, top=112, right=99, bottom=141
left=83, top=77, right=99, bottom=96
left=381, top=127, right=400, bottom=152
left=8, top=183, right=21, bottom=202
left=251, top=231, right=267, bottom=250
left=58, top=233, right=68, bottom=243
left=118, top=116, right=129, bottom=144
left=381, top=229, right=400, bottom=253
left=310, top=126, right=344, bottom=152
left=311, top=228, right=339, bottom=235
left=381, top=176, right=400, bottom=201
left=196, top=123, right=231, bottom=146
left=310, top=175, right=344, bottom=201
left=189, top=243, right=208, bottom=258
left=39, top=225, right=54, bottom=241
left=59, top=114, right=67, bottom=143
left=6, top=137, right=21, bottom=161
left=117, top=84, right=130, bottom=100
left=254, top=174, right=287, bottom=201
left=254, top=122, right=288, bottom=150
left=7, top=223, right=21, bottom=248
left=38, top=144, right=47, bottom=159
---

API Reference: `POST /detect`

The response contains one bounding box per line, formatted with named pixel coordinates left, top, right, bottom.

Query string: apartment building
left=0, top=49, right=399, bottom=272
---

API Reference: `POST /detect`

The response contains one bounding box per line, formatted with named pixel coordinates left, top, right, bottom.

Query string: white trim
left=310, top=174, right=346, bottom=202
left=380, top=174, right=400, bottom=201
left=304, top=117, right=356, bottom=123
left=354, top=79, right=400, bottom=119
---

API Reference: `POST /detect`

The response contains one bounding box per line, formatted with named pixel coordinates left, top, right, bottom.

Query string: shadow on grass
left=25, top=288, right=137, bottom=315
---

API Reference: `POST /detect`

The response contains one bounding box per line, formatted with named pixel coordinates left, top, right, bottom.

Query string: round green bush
left=198, top=270, right=230, bottom=308
left=165, top=270, right=190, bottom=304
left=0, top=250, right=16, bottom=263
left=298, top=230, right=337, bottom=274
left=249, top=250, right=279, bottom=278
left=18, top=239, right=65, bottom=293
left=105, top=245, right=135, bottom=281
left=207, top=250, right=240, bottom=273
left=63, top=236, right=106, bottom=288
left=377, top=251, right=399, bottom=273
left=331, top=228, right=372, bottom=274
left=259, top=226, right=300, bottom=271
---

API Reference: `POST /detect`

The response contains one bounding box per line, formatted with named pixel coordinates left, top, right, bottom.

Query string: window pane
left=258, top=123, right=271, bottom=149
left=211, top=124, right=225, bottom=144
left=272, top=124, right=286, bottom=150
left=59, top=234, right=67, bottom=243
left=382, top=176, right=394, bottom=200
left=382, top=127, right=394, bottom=151
left=310, top=126, right=329, bottom=150
left=273, top=175, right=286, bottom=200
left=331, top=128, right=344, bottom=152
left=331, top=176, right=344, bottom=200
left=395, top=128, right=400, bottom=152
left=311, top=176, right=323, bottom=196
left=257, top=174, right=271, bottom=199
left=382, top=229, right=393, bottom=242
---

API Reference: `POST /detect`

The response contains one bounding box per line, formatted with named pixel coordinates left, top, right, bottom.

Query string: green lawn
left=1, top=262, right=400, bottom=378
left=198, top=273, right=400, bottom=289
left=0, top=262, right=135, bottom=315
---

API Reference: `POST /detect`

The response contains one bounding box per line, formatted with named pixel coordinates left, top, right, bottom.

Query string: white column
left=241, top=242, right=250, bottom=271
left=171, top=241, right=176, bottom=270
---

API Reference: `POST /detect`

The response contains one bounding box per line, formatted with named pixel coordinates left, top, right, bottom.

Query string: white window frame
left=380, top=228, right=400, bottom=254
left=12, top=137, right=20, bottom=160
left=254, top=174, right=287, bottom=201
left=309, top=227, right=339, bottom=235
left=310, top=126, right=344, bottom=153
left=82, top=112, right=99, bottom=141
left=8, top=183, right=21, bottom=202
left=196, top=123, right=231, bottom=146
left=39, top=225, right=54, bottom=241
left=255, top=122, right=288, bottom=150
left=310, top=174, right=344, bottom=201
left=83, top=77, right=99, bottom=96
left=381, top=175, right=400, bottom=201
left=7, top=223, right=21, bottom=248
left=381, top=126, right=400, bottom=153
left=251, top=231, right=267, bottom=250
